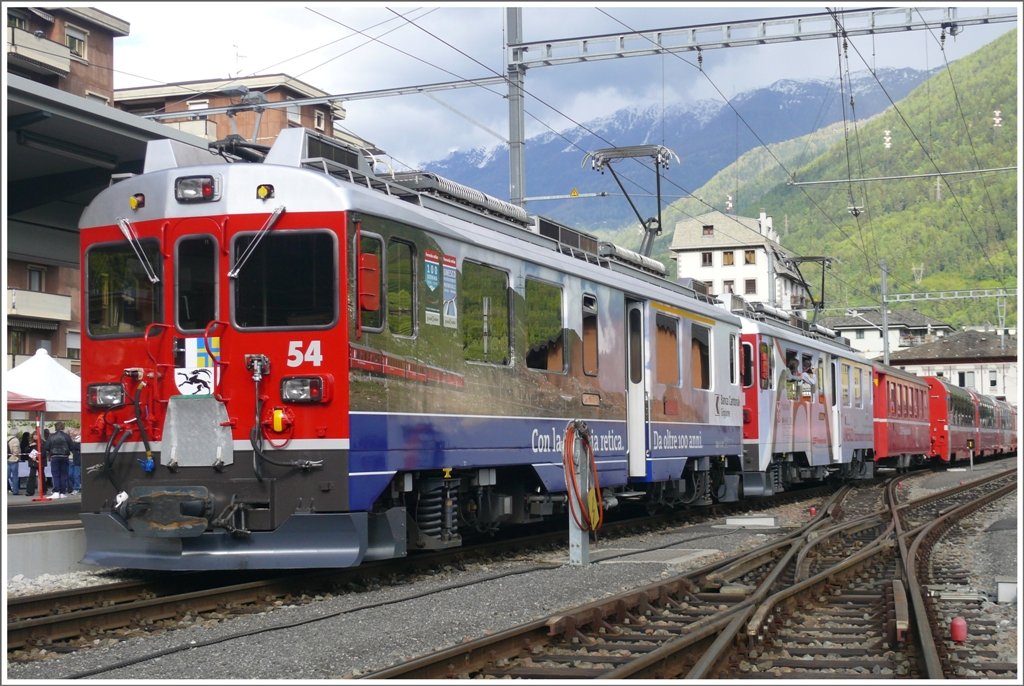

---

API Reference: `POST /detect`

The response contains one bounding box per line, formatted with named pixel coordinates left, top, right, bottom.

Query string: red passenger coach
left=925, top=376, right=978, bottom=464
left=872, top=364, right=930, bottom=471
left=994, top=400, right=1018, bottom=456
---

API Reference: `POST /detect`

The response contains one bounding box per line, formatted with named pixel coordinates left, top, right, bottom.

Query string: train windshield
left=233, top=230, right=336, bottom=328
left=86, top=240, right=163, bottom=337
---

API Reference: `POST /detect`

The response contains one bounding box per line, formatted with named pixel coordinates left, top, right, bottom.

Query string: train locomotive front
left=77, top=134, right=407, bottom=570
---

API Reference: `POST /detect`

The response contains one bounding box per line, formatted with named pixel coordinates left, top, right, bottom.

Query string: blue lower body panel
left=348, top=413, right=629, bottom=510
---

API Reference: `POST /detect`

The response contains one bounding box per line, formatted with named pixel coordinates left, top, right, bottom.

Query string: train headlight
left=281, top=376, right=331, bottom=404
left=175, top=175, right=220, bottom=203
left=87, top=383, right=126, bottom=409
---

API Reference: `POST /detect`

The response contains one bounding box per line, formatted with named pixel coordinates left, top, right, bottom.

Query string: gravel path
left=5, top=459, right=1015, bottom=681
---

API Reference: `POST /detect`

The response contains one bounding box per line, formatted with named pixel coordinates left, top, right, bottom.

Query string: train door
left=830, top=355, right=845, bottom=463
left=626, top=300, right=648, bottom=477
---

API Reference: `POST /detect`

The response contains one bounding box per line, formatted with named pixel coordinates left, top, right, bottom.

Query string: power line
left=788, top=166, right=1017, bottom=186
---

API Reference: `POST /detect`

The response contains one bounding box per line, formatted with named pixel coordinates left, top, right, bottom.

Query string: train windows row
left=888, top=383, right=926, bottom=420
left=357, top=229, right=717, bottom=387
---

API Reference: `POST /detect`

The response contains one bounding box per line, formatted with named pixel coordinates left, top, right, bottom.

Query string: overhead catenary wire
left=826, top=8, right=1012, bottom=294
left=914, top=8, right=1017, bottom=273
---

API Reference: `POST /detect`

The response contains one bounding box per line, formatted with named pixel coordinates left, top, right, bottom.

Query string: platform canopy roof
left=5, top=348, right=81, bottom=413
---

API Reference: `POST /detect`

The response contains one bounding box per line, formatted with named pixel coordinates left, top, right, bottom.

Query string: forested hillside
left=627, top=29, right=1018, bottom=329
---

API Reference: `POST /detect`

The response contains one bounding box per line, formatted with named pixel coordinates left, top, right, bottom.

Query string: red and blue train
left=76, top=128, right=1016, bottom=571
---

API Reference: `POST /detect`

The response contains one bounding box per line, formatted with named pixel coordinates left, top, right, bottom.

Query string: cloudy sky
left=92, top=2, right=1017, bottom=169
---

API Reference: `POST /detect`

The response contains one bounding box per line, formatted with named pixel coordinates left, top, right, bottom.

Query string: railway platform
left=5, top=492, right=88, bottom=582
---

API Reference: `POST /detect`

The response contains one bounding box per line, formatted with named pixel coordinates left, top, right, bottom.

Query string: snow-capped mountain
left=424, top=67, right=935, bottom=232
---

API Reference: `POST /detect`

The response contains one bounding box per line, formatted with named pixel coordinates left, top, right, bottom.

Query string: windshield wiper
left=228, top=206, right=286, bottom=279
left=116, top=218, right=160, bottom=284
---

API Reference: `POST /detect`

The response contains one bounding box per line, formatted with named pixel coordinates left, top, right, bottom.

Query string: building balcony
left=6, top=27, right=71, bottom=78
left=7, top=288, right=72, bottom=322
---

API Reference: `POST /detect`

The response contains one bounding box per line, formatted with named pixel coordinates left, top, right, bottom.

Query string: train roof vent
left=598, top=242, right=667, bottom=276
left=533, top=216, right=602, bottom=261
left=267, top=128, right=374, bottom=175
left=390, top=171, right=531, bottom=227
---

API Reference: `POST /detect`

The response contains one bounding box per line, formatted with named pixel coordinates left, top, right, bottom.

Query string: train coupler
left=123, top=485, right=212, bottom=537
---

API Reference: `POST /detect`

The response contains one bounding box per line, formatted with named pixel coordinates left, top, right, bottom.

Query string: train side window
left=841, top=364, right=851, bottom=406
left=691, top=323, right=710, bottom=390
left=729, top=333, right=737, bottom=385
left=356, top=234, right=383, bottom=331
left=889, top=385, right=897, bottom=415
left=525, top=278, right=564, bottom=372
left=654, top=313, right=680, bottom=386
left=582, top=294, right=599, bottom=376
left=235, top=231, right=336, bottom=329
left=628, top=308, right=643, bottom=384
left=461, top=261, right=510, bottom=365
left=386, top=239, right=416, bottom=337
left=854, top=367, right=863, bottom=408
left=176, top=236, right=217, bottom=332
left=740, top=342, right=753, bottom=387
left=784, top=349, right=799, bottom=399
left=86, top=239, right=163, bottom=337
left=758, top=341, right=771, bottom=390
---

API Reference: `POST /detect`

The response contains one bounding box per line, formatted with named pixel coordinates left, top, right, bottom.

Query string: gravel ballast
left=5, top=459, right=1016, bottom=681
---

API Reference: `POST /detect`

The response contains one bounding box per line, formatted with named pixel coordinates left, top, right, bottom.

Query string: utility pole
left=506, top=8, right=526, bottom=207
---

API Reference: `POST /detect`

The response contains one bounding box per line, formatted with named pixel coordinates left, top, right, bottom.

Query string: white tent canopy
left=5, top=348, right=81, bottom=413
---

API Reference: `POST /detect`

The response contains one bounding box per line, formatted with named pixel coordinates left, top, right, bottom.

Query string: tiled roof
left=888, top=329, right=1018, bottom=362
left=670, top=211, right=764, bottom=249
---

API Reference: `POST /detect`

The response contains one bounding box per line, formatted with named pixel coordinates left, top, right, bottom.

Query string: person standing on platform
left=40, top=428, right=51, bottom=494
left=44, top=422, right=73, bottom=498
left=69, top=429, right=82, bottom=495
left=21, top=432, right=38, bottom=496
left=7, top=432, right=21, bottom=495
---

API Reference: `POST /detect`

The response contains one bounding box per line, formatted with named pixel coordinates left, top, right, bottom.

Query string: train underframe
left=81, top=443, right=877, bottom=571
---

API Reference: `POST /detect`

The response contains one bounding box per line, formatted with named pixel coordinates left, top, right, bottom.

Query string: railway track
left=7, top=482, right=833, bottom=656
left=363, top=467, right=1016, bottom=679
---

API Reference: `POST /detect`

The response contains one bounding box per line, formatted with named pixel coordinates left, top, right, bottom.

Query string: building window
left=287, top=99, right=301, bottom=125
left=27, top=266, right=45, bottom=292
left=723, top=251, right=734, bottom=266
left=855, top=330, right=864, bottom=339
left=9, top=329, right=26, bottom=357
left=958, top=371, right=975, bottom=389
left=701, top=252, right=713, bottom=267
left=723, top=280, right=734, bottom=294
left=314, top=111, right=326, bottom=131
left=65, top=24, right=88, bottom=59
left=187, top=99, right=209, bottom=120
left=8, top=11, right=28, bottom=30
left=744, top=250, right=756, bottom=265
left=702, top=225, right=714, bottom=236
left=990, top=369, right=998, bottom=388
left=744, top=279, right=756, bottom=295
left=66, top=331, right=81, bottom=360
